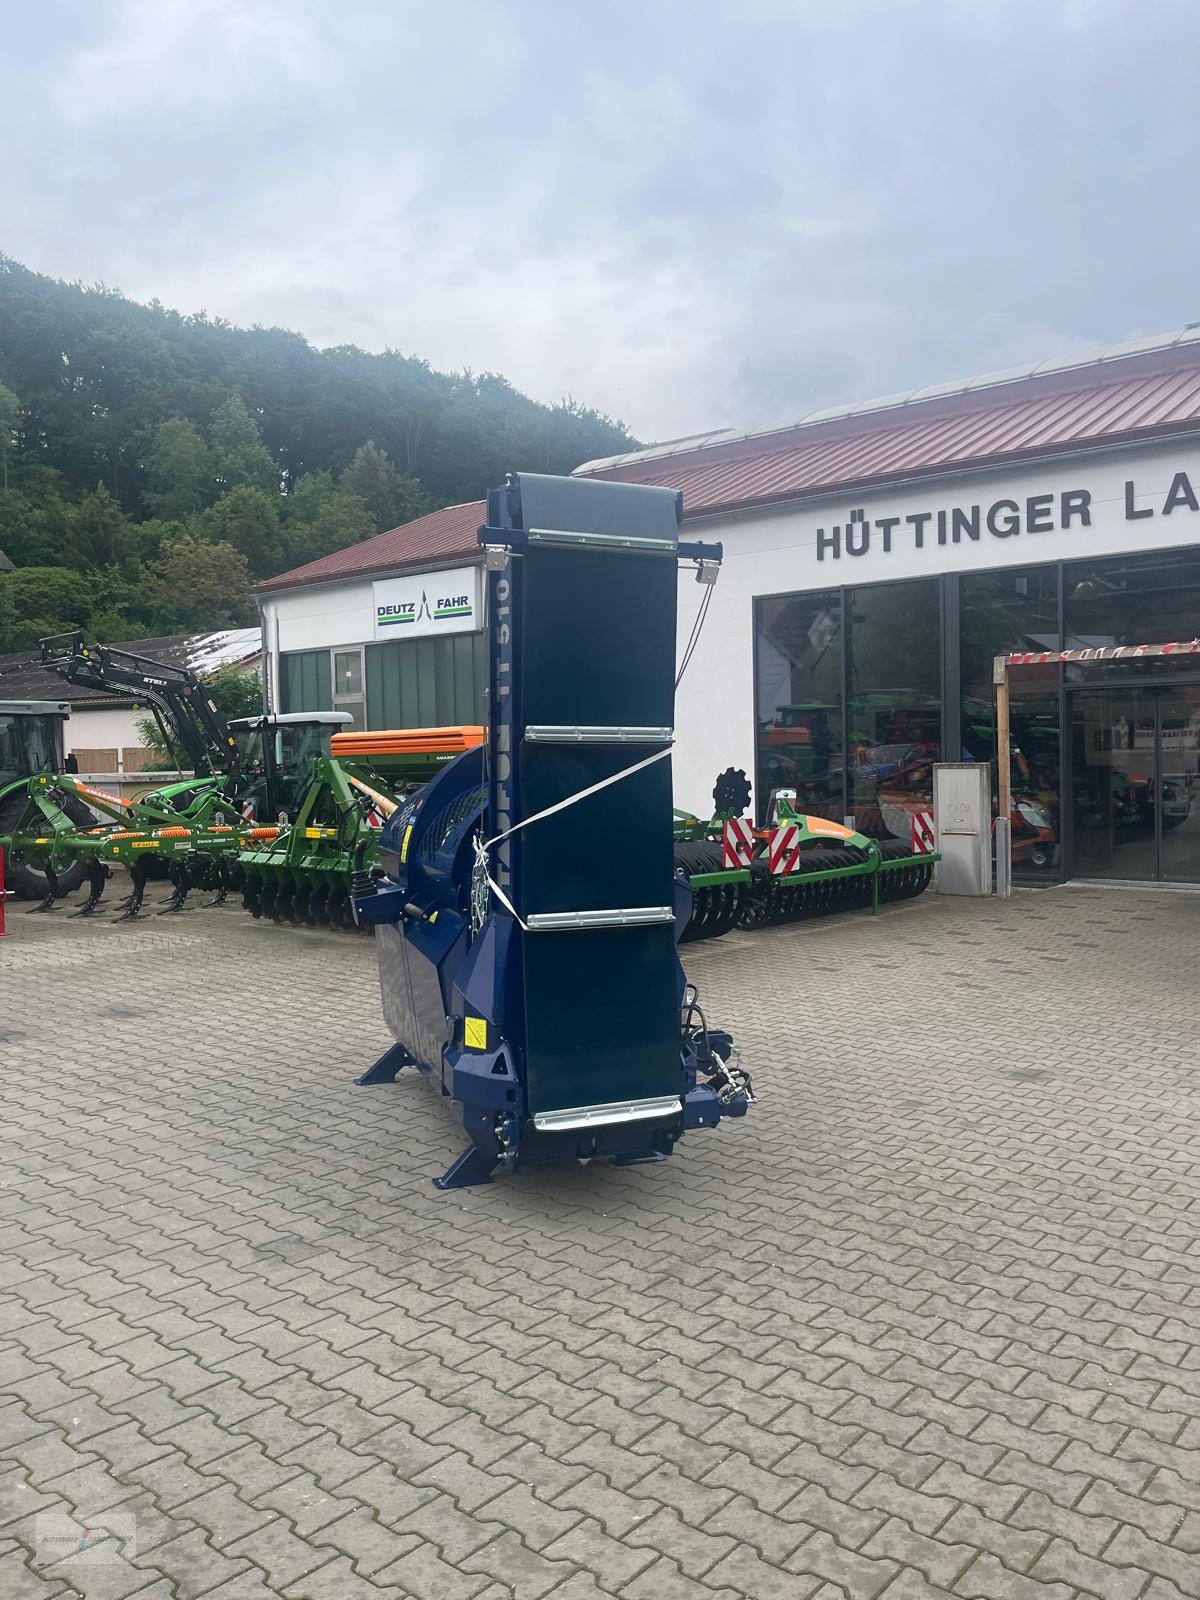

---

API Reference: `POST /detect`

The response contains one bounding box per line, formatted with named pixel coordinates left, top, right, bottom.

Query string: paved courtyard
left=1, top=883, right=1198, bottom=1600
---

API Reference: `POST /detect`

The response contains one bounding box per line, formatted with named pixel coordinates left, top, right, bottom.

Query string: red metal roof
left=257, top=500, right=485, bottom=593
left=577, top=344, right=1200, bottom=518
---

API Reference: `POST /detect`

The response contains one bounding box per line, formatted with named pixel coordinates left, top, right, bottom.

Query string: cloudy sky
left=8, top=0, right=1200, bottom=442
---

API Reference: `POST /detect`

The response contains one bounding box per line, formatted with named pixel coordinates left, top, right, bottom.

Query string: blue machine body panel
left=353, top=471, right=753, bottom=1187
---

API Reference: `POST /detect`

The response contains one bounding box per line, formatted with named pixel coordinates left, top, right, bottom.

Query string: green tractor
left=0, top=699, right=94, bottom=900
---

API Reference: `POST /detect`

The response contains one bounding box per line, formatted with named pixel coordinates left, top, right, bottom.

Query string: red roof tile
left=257, top=500, right=485, bottom=593
left=577, top=343, right=1200, bottom=518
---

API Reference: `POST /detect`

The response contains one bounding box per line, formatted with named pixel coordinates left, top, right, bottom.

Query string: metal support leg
left=159, top=865, right=191, bottom=914
left=27, top=863, right=61, bottom=913
left=354, top=1041, right=413, bottom=1085
left=433, top=1143, right=496, bottom=1190
left=71, top=863, right=108, bottom=917
left=115, top=864, right=150, bottom=921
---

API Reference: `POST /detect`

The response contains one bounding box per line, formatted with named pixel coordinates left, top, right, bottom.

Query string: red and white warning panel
left=722, top=817, right=755, bottom=870
left=768, top=824, right=801, bottom=876
left=911, top=811, right=936, bottom=854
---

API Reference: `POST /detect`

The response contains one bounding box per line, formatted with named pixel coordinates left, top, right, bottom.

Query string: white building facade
left=579, top=333, right=1200, bottom=886
left=257, top=503, right=487, bottom=734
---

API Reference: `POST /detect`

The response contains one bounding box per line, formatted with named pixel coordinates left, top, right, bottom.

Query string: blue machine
left=352, top=471, right=754, bottom=1189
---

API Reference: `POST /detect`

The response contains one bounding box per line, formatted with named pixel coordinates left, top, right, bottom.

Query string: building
left=0, top=627, right=261, bottom=784
left=256, top=330, right=1200, bottom=887
left=256, top=502, right=487, bottom=731
left=573, top=329, right=1200, bottom=885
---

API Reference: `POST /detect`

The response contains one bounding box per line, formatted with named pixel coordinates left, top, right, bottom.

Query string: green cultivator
left=1, top=635, right=359, bottom=917
left=674, top=768, right=939, bottom=942
left=236, top=726, right=485, bottom=930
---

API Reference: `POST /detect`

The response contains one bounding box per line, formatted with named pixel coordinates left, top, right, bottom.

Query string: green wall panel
left=365, top=632, right=486, bottom=729
left=279, top=650, right=332, bottom=713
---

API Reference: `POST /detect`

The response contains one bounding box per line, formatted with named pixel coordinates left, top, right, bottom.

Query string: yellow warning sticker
left=464, top=1016, right=487, bottom=1051
left=400, top=824, right=413, bottom=864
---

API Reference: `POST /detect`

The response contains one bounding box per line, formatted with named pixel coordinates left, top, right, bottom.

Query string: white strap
left=482, top=744, right=671, bottom=851
left=474, top=743, right=673, bottom=931
left=474, top=842, right=529, bottom=930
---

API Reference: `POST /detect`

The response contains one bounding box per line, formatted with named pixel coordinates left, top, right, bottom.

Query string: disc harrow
left=674, top=768, right=939, bottom=940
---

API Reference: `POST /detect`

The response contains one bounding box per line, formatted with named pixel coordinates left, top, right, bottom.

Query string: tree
left=0, top=255, right=636, bottom=632
left=0, top=381, right=18, bottom=493
left=61, top=484, right=137, bottom=571
left=0, top=574, right=15, bottom=651
left=142, top=416, right=212, bottom=520
left=209, top=394, right=277, bottom=495
left=285, top=469, right=336, bottom=525
left=196, top=485, right=284, bottom=577
left=130, top=516, right=184, bottom=567
left=286, top=489, right=375, bottom=567
left=2, top=564, right=94, bottom=626
left=0, top=467, right=72, bottom=567
left=204, top=661, right=263, bottom=719
left=148, top=536, right=254, bottom=631
left=338, top=440, right=431, bottom=533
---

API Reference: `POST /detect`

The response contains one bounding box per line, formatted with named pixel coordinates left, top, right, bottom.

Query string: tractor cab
left=0, top=700, right=72, bottom=793
left=228, top=711, right=352, bottom=822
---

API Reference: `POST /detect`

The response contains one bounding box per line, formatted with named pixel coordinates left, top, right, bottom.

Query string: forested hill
left=0, top=256, right=634, bottom=650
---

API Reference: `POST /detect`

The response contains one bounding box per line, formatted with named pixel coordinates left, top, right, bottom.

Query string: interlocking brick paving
left=0, top=882, right=1197, bottom=1599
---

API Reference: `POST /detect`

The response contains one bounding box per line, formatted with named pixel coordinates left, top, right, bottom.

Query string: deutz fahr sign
left=373, top=564, right=480, bottom=641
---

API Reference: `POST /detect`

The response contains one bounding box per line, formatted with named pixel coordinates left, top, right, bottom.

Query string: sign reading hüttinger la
left=373, top=564, right=480, bottom=640
left=815, top=469, right=1200, bottom=562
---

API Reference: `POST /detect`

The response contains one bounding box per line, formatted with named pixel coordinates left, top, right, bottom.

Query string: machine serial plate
left=532, top=1095, right=683, bottom=1132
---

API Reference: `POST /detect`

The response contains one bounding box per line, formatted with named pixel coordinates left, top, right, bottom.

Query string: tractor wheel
left=0, top=793, right=88, bottom=899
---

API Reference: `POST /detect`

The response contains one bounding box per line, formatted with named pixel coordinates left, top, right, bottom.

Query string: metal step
left=532, top=1094, right=682, bottom=1133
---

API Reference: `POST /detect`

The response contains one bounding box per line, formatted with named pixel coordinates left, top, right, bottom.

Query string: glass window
left=960, top=565, right=1059, bottom=707
left=960, top=564, right=1061, bottom=876
left=754, top=591, right=844, bottom=823
left=846, top=578, right=941, bottom=839
left=334, top=650, right=364, bottom=697
left=1064, top=548, right=1200, bottom=677
left=0, top=712, right=60, bottom=786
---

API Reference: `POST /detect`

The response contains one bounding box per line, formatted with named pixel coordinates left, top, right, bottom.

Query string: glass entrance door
left=1069, top=684, right=1200, bottom=882
left=1159, top=685, right=1200, bottom=882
